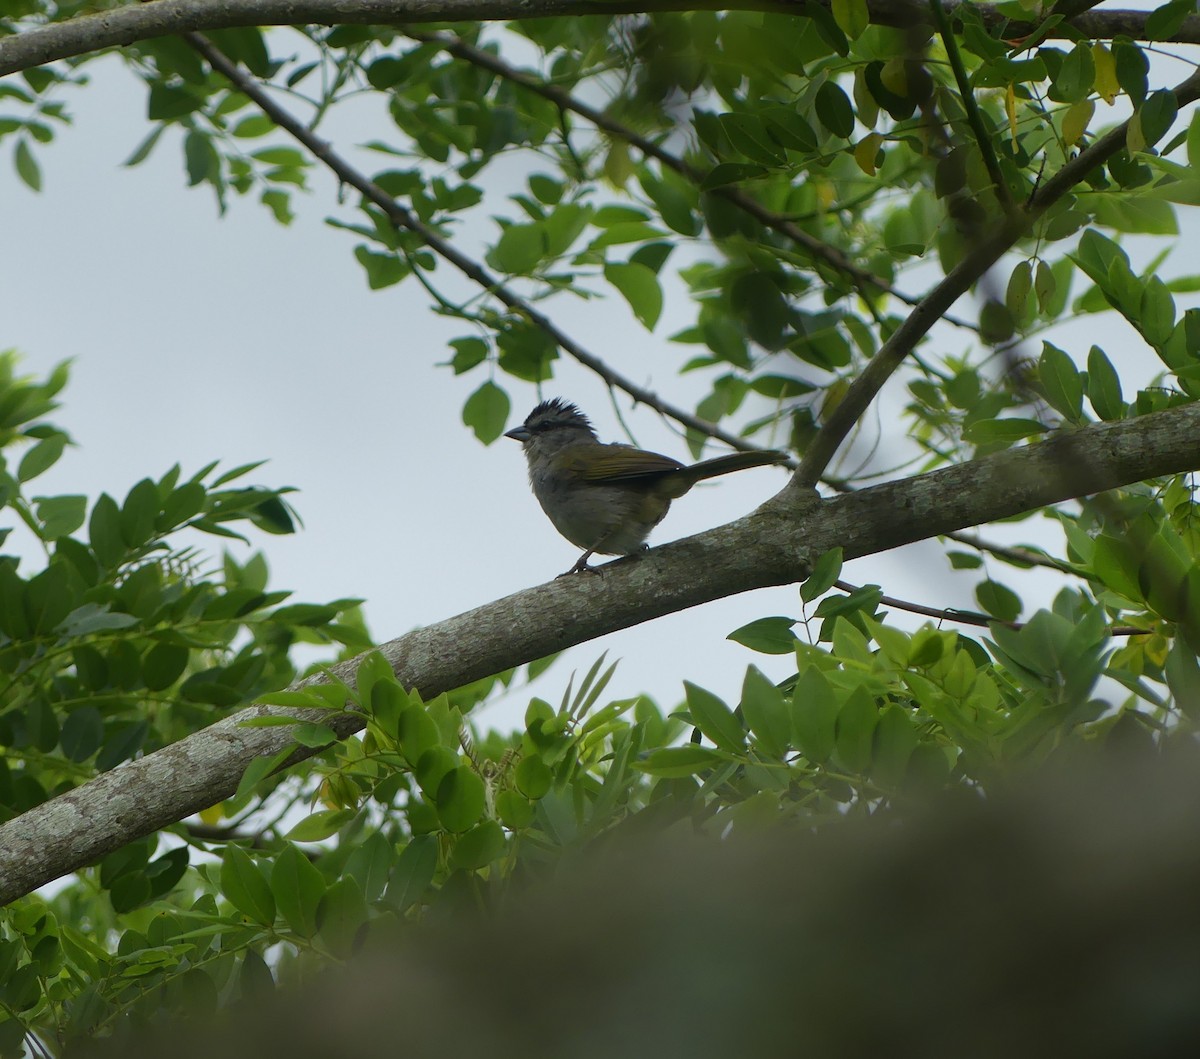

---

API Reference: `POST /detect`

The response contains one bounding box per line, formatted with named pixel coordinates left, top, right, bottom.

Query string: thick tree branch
left=3, top=0, right=1200, bottom=79
left=796, top=66, right=1200, bottom=486
left=3, top=400, right=1200, bottom=904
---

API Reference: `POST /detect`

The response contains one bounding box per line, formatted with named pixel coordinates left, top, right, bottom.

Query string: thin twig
left=942, top=530, right=1073, bottom=572
left=930, top=0, right=1014, bottom=213
left=832, top=579, right=1149, bottom=636
left=403, top=26, right=978, bottom=332
left=186, top=31, right=760, bottom=453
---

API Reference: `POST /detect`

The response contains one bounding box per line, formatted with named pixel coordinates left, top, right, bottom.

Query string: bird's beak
left=504, top=425, right=532, bottom=442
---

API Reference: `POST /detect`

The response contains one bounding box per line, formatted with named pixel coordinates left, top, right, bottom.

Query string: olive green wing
left=565, top=444, right=684, bottom=482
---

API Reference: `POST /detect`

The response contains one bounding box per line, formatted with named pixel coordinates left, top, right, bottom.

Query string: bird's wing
left=567, top=444, right=684, bottom=482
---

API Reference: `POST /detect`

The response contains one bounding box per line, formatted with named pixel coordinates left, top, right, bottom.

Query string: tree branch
left=3, top=399, right=1200, bottom=904
left=403, top=27, right=977, bottom=332
left=3, top=0, right=1200, bottom=79
left=795, top=66, right=1200, bottom=487
left=832, top=578, right=1148, bottom=635
left=186, top=31, right=764, bottom=453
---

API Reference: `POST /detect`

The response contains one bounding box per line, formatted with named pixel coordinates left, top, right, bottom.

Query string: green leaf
left=790, top=666, right=839, bottom=763
left=353, top=247, right=407, bottom=290
left=683, top=681, right=745, bottom=751
left=1052, top=43, right=1094, bottom=104
left=291, top=722, right=337, bottom=748
left=488, top=223, right=546, bottom=274
left=833, top=686, right=877, bottom=773
left=604, top=262, right=663, bottom=330
left=718, top=112, right=785, bottom=165
left=802, top=546, right=844, bottom=603
left=317, top=878, right=368, bottom=958
left=1139, top=276, right=1176, bottom=347
left=976, top=580, right=1022, bottom=622
left=1145, top=0, right=1195, bottom=40
left=232, top=114, right=275, bottom=138
left=396, top=705, right=439, bottom=767
left=979, top=299, right=1014, bottom=343
left=1034, top=260, right=1057, bottom=312
left=1093, top=193, right=1178, bottom=236
left=1129, top=90, right=1178, bottom=153
left=814, top=81, right=855, bottom=138
left=515, top=754, right=553, bottom=799
left=435, top=765, right=486, bottom=832
left=36, top=495, right=87, bottom=540
left=448, top=820, right=506, bottom=871
left=462, top=381, right=510, bottom=445
left=496, top=789, right=534, bottom=829
left=220, top=846, right=276, bottom=926
left=633, top=745, right=728, bottom=777
left=147, top=83, right=201, bottom=121
left=1188, top=109, right=1200, bottom=170
left=449, top=337, right=488, bottom=375
left=831, top=0, right=869, bottom=38
left=740, top=666, right=790, bottom=758
left=14, top=138, right=41, bottom=191
left=415, top=746, right=459, bottom=798
left=872, top=705, right=919, bottom=786
left=1165, top=640, right=1200, bottom=719
left=271, top=845, right=325, bottom=937
left=286, top=808, right=354, bottom=842
left=962, top=418, right=1048, bottom=445
left=183, top=130, right=217, bottom=187
left=143, top=642, right=189, bottom=690
left=1086, top=346, right=1124, bottom=420
left=344, top=832, right=394, bottom=903
left=120, top=478, right=159, bottom=548
left=1038, top=343, right=1083, bottom=421
left=1113, top=40, right=1148, bottom=104
left=55, top=603, right=137, bottom=637
left=387, top=835, right=438, bottom=911
left=1006, top=260, right=1032, bottom=319
left=699, top=162, right=768, bottom=190
left=18, top=433, right=65, bottom=482
left=727, top=616, right=798, bottom=654
left=61, top=707, right=103, bottom=762
left=24, top=562, right=72, bottom=635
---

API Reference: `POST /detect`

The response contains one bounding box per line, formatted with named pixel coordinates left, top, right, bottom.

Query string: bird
left=505, top=398, right=788, bottom=575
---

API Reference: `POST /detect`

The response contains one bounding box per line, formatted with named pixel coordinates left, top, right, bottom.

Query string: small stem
left=832, top=579, right=1148, bottom=636
left=930, top=0, right=1014, bottom=213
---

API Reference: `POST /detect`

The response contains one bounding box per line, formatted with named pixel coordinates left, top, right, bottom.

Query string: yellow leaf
left=1127, top=111, right=1146, bottom=154
left=1062, top=99, right=1095, bottom=146
left=1093, top=43, right=1119, bottom=105
left=853, top=133, right=883, bottom=176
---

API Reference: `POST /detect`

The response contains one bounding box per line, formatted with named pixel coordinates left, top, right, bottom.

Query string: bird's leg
left=560, top=548, right=601, bottom=577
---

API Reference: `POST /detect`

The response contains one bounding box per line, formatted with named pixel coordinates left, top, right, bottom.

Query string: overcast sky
left=2, top=35, right=1181, bottom=731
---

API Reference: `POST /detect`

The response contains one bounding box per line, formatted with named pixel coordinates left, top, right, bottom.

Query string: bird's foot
left=559, top=557, right=603, bottom=577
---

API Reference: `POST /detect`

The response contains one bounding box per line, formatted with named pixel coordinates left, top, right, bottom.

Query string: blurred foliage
left=3, top=2, right=1200, bottom=1054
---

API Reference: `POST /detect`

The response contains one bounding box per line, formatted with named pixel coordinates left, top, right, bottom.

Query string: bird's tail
left=687, top=449, right=789, bottom=482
